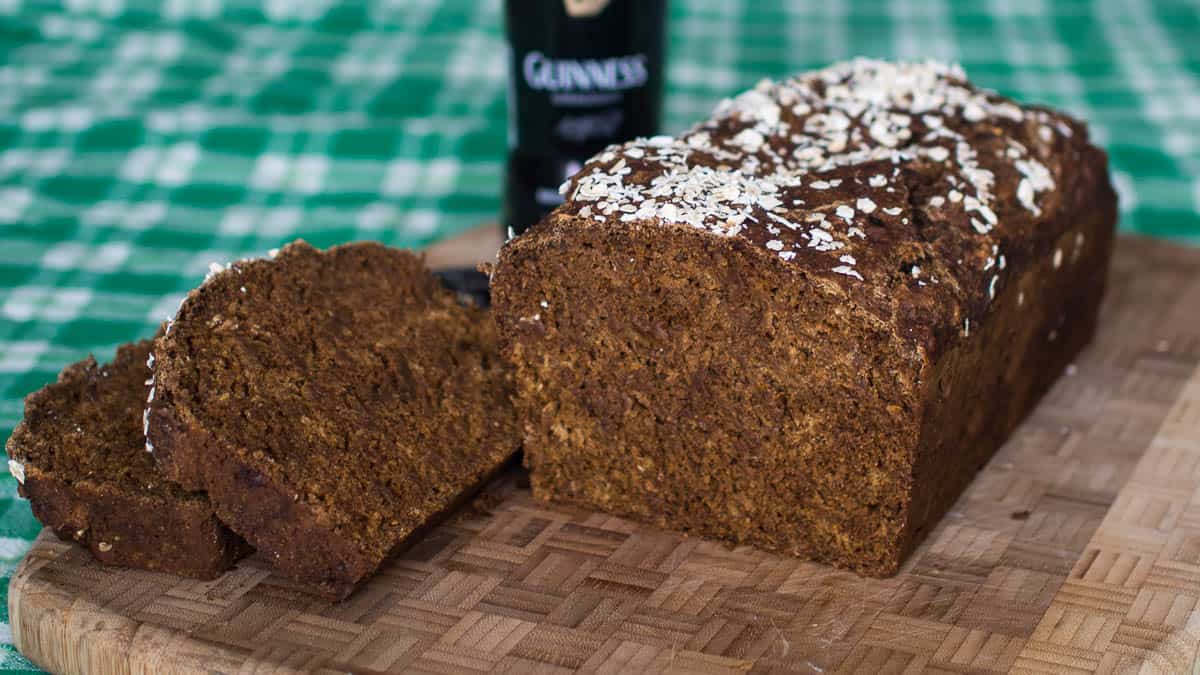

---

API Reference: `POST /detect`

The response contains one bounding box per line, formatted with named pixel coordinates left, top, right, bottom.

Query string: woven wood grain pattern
left=10, top=237, right=1200, bottom=674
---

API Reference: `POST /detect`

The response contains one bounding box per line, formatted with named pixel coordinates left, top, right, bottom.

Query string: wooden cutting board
left=10, top=235, right=1200, bottom=675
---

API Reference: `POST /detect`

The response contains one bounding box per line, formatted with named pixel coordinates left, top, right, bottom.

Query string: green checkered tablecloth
left=0, top=0, right=1198, bottom=670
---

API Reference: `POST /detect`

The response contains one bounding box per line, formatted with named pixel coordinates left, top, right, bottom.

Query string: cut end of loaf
left=495, top=219, right=923, bottom=574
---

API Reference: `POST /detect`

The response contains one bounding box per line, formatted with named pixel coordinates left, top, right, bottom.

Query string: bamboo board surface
left=9, top=234, right=1200, bottom=674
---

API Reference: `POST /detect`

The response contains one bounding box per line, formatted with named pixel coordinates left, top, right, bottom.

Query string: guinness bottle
left=504, top=0, right=667, bottom=238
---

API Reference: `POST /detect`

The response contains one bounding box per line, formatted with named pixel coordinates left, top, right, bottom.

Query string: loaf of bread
left=5, top=341, right=249, bottom=578
left=492, top=59, right=1117, bottom=575
left=146, top=241, right=518, bottom=599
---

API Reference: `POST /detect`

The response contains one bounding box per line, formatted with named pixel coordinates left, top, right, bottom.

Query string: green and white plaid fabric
left=0, top=0, right=1197, bottom=669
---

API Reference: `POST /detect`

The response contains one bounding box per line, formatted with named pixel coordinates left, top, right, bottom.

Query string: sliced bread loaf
left=492, top=60, right=1116, bottom=576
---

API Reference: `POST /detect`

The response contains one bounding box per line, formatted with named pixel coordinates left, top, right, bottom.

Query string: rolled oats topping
left=558, top=59, right=1080, bottom=301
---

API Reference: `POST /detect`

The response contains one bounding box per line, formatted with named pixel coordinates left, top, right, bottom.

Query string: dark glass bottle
left=503, top=0, right=668, bottom=238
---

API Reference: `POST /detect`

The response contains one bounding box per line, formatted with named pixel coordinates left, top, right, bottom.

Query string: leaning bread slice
left=5, top=340, right=250, bottom=578
left=146, top=241, right=518, bottom=600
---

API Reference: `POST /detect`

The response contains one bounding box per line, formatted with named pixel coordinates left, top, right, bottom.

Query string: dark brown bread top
left=550, top=59, right=1114, bottom=358
left=7, top=340, right=195, bottom=502
left=148, top=240, right=517, bottom=597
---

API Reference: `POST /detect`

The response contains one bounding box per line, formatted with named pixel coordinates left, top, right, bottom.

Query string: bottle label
left=504, top=0, right=666, bottom=236
left=522, top=51, right=649, bottom=96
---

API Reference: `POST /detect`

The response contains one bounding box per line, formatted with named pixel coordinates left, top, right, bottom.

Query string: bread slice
left=146, top=241, right=518, bottom=600
left=5, top=340, right=250, bottom=578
